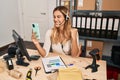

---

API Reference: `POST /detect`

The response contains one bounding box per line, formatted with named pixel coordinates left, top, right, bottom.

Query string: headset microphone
left=58, top=20, right=65, bottom=26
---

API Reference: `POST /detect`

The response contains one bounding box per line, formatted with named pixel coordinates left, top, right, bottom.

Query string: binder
left=72, top=16, right=76, bottom=28
left=77, top=17, right=81, bottom=28
left=99, top=17, right=103, bottom=38
left=86, top=17, right=91, bottom=36
left=77, top=17, right=81, bottom=36
left=112, top=18, right=119, bottom=39
left=84, top=17, right=87, bottom=36
left=101, top=18, right=107, bottom=38
left=81, top=17, right=86, bottom=36
left=91, top=18, right=96, bottom=37
left=96, top=18, right=101, bottom=38
left=106, top=18, right=113, bottom=39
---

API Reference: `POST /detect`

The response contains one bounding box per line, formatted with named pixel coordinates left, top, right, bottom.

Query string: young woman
left=31, top=6, right=81, bottom=57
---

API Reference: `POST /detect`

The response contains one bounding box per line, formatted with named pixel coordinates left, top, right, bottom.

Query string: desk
left=0, top=49, right=107, bottom=80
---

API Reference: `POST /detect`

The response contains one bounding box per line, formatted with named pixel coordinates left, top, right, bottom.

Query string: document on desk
left=41, top=56, right=66, bottom=73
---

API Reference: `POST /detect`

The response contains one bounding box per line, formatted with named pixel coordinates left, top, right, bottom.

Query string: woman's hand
left=31, top=31, right=39, bottom=44
left=31, top=31, right=46, bottom=57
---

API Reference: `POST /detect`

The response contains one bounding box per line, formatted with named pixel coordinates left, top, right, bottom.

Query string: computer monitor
left=12, top=30, right=31, bottom=66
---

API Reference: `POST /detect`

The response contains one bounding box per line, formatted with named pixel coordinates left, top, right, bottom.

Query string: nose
left=54, top=17, right=58, bottom=22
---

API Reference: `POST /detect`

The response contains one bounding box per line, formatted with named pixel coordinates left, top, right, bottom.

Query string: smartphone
left=32, top=23, right=40, bottom=40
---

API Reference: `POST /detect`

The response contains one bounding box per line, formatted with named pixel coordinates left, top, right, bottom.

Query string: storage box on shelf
left=86, top=40, right=104, bottom=59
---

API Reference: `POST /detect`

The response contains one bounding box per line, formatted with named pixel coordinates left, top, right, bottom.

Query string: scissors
left=34, top=66, right=41, bottom=76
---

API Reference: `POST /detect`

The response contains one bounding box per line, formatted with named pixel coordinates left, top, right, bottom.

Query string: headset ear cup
left=65, top=11, right=69, bottom=20
left=66, top=15, right=69, bottom=20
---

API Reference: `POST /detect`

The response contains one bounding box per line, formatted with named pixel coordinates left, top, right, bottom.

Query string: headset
left=59, top=20, right=65, bottom=26
left=61, top=10, right=69, bottom=21
left=58, top=10, right=69, bottom=26
left=65, top=11, right=69, bottom=20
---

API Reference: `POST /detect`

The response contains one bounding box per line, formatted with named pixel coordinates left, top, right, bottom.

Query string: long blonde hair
left=51, top=6, right=72, bottom=44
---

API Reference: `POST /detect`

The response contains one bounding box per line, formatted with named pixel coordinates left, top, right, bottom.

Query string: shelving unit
left=57, top=0, right=120, bottom=54
left=70, top=1, right=120, bottom=70
left=57, top=0, right=120, bottom=42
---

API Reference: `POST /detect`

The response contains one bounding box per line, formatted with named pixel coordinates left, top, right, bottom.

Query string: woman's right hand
left=31, top=31, right=46, bottom=57
left=31, top=31, right=39, bottom=44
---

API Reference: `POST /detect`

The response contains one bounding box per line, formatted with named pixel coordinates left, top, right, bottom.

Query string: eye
left=57, top=15, right=61, bottom=18
left=53, top=15, right=56, bottom=18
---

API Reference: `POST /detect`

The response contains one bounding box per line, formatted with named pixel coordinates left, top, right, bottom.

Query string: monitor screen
left=12, top=30, right=31, bottom=61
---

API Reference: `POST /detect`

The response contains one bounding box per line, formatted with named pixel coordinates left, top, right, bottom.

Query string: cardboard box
left=86, top=40, right=104, bottom=59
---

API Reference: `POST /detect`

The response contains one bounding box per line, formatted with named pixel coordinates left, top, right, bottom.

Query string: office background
left=0, top=1, right=120, bottom=79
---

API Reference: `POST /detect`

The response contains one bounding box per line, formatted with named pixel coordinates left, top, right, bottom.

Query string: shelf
left=79, top=36, right=120, bottom=42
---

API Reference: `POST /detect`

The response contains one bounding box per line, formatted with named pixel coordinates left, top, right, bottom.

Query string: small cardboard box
left=86, top=40, right=104, bottom=59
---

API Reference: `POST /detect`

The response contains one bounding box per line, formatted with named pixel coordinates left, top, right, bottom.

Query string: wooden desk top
left=0, top=49, right=107, bottom=80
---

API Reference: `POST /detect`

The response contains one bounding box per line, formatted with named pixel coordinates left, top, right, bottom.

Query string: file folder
left=72, top=16, right=76, bottom=28
left=101, top=18, right=107, bottom=38
left=91, top=18, right=96, bottom=37
left=86, top=17, right=91, bottom=36
left=112, top=19, right=119, bottom=39
left=77, top=17, right=81, bottom=28
left=106, top=18, right=113, bottom=39
left=96, top=18, right=101, bottom=38
left=81, top=17, right=86, bottom=36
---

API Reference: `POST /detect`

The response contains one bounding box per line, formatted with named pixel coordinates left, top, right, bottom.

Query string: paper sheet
left=41, top=56, right=66, bottom=73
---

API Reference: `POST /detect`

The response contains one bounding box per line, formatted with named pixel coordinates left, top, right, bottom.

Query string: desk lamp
left=85, top=48, right=100, bottom=72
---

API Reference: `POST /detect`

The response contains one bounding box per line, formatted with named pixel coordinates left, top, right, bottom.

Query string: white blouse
left=43, top=29, right=79, bottom=57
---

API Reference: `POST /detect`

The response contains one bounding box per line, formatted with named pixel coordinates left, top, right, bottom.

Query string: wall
left=48, top=0, right=56, bottom=28
left=0, top=0, right=20, bottom=47
left=0, top=0, right=56, bottom=47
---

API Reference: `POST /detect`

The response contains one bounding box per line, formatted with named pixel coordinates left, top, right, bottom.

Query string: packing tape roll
left=0, top=59, right=6, bottom=73
left=8, top=70, right=22, bottom=79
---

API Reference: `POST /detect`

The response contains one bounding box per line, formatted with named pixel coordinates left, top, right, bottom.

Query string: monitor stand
left=16, top=48, right=29, bottom=66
